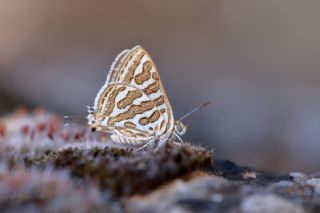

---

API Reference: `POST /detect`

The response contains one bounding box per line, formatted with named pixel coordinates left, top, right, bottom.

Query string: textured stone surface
left=125, top=176, right=238, bottom=213
left=0, top=109, right=319, bottom=212
left=241, top=194, right=305, bottom=213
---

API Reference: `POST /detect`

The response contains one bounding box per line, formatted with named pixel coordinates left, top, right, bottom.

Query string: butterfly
left=86, top=46, right=209, bottom=149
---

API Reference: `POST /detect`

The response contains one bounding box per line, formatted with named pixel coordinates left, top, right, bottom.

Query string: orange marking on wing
left=124, top=121, right=137, bottom=129
left=115, top=127, right=134, bottom=137
left=160, top=120, right=166, bottom=131
left=117, top=90, right=142, bottom=109
left=153, top=95, right=164, bottom=106
left=138, top=110, right=160, bottom=126
left=107, top=100, right=155, bottom=126
left=148, top=110, right=160, bottom=123
left=109, top=51, right=130, bottom=82
left=115, top=48, right=140, bottom=82
left=139, top=117, right=149, bottom=125
left=123, top=51, right=145, bottom=83
left=97, top=87, right=112, bottom=112
left=144, top=81, right=160, bottom=95
left=115, top=48, right=136, bottom=81
left=152, top=72, right=159, bottom=80
left=134, top=61, right=152, bottom=85
left=134, top=133, right=147, bottom=138
left=102, top=86, right=125, bottom=116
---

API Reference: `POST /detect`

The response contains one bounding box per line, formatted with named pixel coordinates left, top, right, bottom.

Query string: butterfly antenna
left=178, top=101, right=211, bottom=121
left=63, top=115, right=87, bottom=126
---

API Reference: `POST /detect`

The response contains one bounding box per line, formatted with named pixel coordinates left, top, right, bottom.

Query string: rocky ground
left=0, top=107, right=319, bottom=213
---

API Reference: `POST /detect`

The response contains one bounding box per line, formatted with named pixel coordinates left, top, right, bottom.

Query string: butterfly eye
left=175, top=122, right=186, bottom=136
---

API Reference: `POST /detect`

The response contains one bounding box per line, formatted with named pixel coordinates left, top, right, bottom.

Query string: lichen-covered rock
left=0, top=167, right=119, bottom=213
left=306, top=178, right=320, bottom=194
left=125, top=176, right=240, bottom=213
left=0, top=108, right=319, bottom=212
left=241, top=194, right=305, bottom=213
left=26, top=143, right=213, bottom=196
left=290, top=172, right=308, bottom=182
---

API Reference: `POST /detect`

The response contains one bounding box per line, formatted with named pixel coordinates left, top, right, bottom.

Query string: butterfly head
left=174, top=121, right=187, bottom=136
left=87, top=106, right=103, bottom=132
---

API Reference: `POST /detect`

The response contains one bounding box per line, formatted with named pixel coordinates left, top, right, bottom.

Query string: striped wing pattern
left=92, top=46, right=174, bottom=144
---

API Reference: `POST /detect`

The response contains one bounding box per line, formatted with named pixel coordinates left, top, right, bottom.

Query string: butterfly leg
left=135, top=139, right=156, bottom=152
left=155, top=139, right=166, bottom=151
left=174, top=133, right=184, bottom=143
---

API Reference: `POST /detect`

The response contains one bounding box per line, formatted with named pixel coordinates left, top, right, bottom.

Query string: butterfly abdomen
left=110, top=134, right=145, bottom=145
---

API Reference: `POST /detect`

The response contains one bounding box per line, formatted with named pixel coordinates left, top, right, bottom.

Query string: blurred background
left=1, top=0, right=320, bottom=173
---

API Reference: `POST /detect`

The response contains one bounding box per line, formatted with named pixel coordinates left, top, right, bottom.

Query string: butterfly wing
left=110, top=46, right=174, bottom=136
left=93, top=48, right=131, bottom=111
left=93, top=46, right=174, bottom=142
left=94, top=83, right=165, bottom=141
